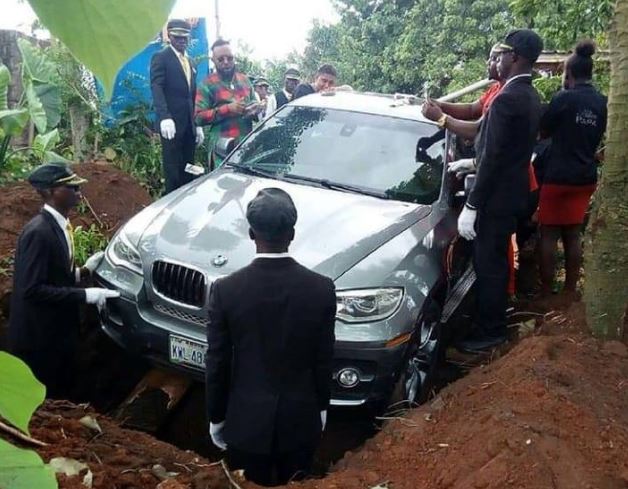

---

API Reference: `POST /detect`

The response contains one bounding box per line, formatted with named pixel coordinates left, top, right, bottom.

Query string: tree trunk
left=69, top=103, right=89, bottom=161
left=584, top=0, right=628, bottom=340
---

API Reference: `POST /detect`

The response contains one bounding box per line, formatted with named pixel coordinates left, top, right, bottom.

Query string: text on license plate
left=169, top=335, right=207, bottom=368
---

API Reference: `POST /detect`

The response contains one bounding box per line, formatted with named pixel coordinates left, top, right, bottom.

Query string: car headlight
left=106, top=230, right=143, bottom=274
left=336, top=288, right=404, bottom=323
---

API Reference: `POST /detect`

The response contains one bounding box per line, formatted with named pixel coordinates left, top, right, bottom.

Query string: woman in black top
left=538, top=40, right=607, bottom=300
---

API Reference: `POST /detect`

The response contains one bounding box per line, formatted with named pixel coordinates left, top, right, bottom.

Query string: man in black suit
left=265, top=68, right=301, bottom=115
left=205, top=188, right=336, bottom=486
left=454, top=29, right=543, bottom=351
left=8, top=163, right=119, bottom=397
left=150, top=19, right=204, bottom=194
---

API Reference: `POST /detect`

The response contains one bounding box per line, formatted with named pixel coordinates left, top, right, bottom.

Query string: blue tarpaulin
left=104, top=18, right=209, bottom=124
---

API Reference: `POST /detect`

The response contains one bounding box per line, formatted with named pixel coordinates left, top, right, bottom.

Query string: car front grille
left=153, top=303, right=208, bottom=327
left=152, top=260, right=207, bottom=307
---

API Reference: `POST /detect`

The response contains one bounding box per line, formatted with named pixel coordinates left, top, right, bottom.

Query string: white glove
left=209, top=421, right=227, bottom=450
left=160, top=118, right=176, bottom=140
left=83, top=251, right=104, bottom=274
left=320, top=410, right=327, bottom=431
left=85, top=288, right=120, bottom=311
left=195, top=127, right=204, bottom=146
left=448, top=158, right=476, bottom=178
left=458, top=206, right=477, bottom=240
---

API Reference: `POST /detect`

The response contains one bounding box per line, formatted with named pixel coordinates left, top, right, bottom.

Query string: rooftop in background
left=536, top=50, right=610, bottom=73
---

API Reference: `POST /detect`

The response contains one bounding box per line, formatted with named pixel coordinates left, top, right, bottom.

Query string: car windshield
left=227, top=106, right=445, bottom=205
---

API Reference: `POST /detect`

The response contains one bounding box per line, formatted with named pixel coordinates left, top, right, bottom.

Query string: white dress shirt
left=265, top=89, right=291, bottom=117
left=254, top=252, right=292, bottom=259
left=43, top=204, right=80, bottom=282
left=43, top=204, right=72, bottom=259
left=503, top=73, right=532, bottom=88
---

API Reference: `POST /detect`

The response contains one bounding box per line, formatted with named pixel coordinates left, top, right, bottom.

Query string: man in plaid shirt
left=195, top=39, right=259, bottom=168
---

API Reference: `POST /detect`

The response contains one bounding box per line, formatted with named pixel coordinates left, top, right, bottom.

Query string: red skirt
left=538, top=183, right=596, bottom=225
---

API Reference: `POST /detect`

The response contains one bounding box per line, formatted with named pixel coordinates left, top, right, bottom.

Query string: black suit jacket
left=469, top=75, right=541, bottom=217
left=8, top=210, right=85, bottom=353
left=150, top=47, right=197, bottom=133
left=205, top=257, right=336, bottom=455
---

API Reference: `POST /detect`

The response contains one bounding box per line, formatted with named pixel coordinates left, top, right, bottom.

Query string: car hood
left=134, top=169, right=431, bottom=280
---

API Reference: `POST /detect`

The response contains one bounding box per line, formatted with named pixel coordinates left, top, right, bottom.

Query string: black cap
left=28, top=163, right=87, bottom=190
left=285, top=68, right=301, bottom=80
left=167, top=19, right=191, bottom=37
left=499, top=29, right=543, bottom=63
left=246, top=188, right=297, bottom=241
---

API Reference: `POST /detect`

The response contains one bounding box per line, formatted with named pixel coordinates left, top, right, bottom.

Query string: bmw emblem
left=212, top=254, right=228, bottom=267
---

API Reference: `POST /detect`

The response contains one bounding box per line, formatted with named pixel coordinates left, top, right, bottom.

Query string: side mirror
left=215, top=137, right=236, bottom=160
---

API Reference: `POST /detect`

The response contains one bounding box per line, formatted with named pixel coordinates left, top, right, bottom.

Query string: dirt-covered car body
left=95, top=91, right=470, bottom=407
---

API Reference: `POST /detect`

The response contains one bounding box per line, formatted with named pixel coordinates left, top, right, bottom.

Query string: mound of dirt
left=27, top=401, right=236, bottom=489
left=0, top=162, right=152, bottom=298
left=286, top=305, right=628, bottom=489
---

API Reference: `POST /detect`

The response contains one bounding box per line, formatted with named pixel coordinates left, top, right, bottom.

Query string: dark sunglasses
left=63, top=184, right=81, bottom=192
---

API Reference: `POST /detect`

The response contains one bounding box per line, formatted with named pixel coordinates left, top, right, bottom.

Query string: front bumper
left=95, top=269, right=410, bottom=407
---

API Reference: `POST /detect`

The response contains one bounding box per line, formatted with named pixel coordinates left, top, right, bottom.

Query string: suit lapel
left=41, top=210, right=70, bottom=268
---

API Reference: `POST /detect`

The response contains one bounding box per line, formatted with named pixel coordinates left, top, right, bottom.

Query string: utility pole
left=214, top=0, right=221, bottom=39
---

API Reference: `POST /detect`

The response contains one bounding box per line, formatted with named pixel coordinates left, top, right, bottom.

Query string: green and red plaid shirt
left=195, top=71, right=256, bottom=161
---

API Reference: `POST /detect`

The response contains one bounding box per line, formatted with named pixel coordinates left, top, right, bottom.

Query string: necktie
left=65, top=221, right=75, bottom=266
left=179, top=53, right=191, bottom=86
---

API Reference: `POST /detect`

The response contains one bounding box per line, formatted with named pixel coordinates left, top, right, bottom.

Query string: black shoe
left=456, top=331, right=507, bottom=354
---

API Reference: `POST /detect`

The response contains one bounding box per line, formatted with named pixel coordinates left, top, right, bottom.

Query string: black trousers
left=227, top=446, right=315, bottom=487
left=473, top=213, right=517, bottom=334
left=160, top=124, right=196, bottom=194
left=12, top=347, right=75, bottom=399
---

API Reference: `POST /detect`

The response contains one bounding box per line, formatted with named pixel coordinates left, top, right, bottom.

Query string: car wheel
left=391, top=301, right=443, bottom=408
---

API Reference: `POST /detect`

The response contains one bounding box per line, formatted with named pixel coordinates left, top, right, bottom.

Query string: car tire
left=389, top=300, right=443, bottom=409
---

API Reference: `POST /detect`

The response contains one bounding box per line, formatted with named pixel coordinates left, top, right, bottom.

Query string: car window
left=229, top=106, right=445, bottom=205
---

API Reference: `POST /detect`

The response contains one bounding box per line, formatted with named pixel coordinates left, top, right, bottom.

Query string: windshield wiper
left=284, top=173, right=389, bottom=199
left=226, top=162, right=279, bottom=180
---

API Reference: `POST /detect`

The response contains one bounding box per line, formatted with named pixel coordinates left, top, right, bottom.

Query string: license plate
left=169, top=335, right=207, bottom=369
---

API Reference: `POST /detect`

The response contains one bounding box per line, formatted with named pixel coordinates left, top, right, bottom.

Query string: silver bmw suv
left=95, top=91, right=474, bottom=408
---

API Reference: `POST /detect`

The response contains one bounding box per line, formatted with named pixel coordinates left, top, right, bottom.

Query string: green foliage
left=0, top=353, right=55, bottom=489
left=0, top=39, right=65, bottom=172
left=0, top=152, right=35, bottom=186
left=32, top=129, right=69, bottom=163
left=297, top=0, right=614, bottom=96
left=0, top=64, right=29, bottom=138
left=533, top=75, right=562, bottom=102
left=24, top=81, right=47, bottom=134
left=17, top=38, right=56, bottom=84
left=509, top=0, right=614, bottom=49
left=99, top=101, right=164, bottom=196
left=72, top=223, right=108, bottom=266
left=0, top=439, right=57, bottom=489
left=0, top=64, right=10, bottom=110
left=17, top=38, right=62, bottom=133
left=0, top=351, right=46, bottom=435
left=235, top=41, right=264, bottom=81
left=27, top=0, right=177, bottom=98
left=0, top=109, right=30, bottom=138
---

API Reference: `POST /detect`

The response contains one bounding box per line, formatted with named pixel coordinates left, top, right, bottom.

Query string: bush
left=98, top=101, right=164, bottom=196
left=72, top=224, right=107, bottom=266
